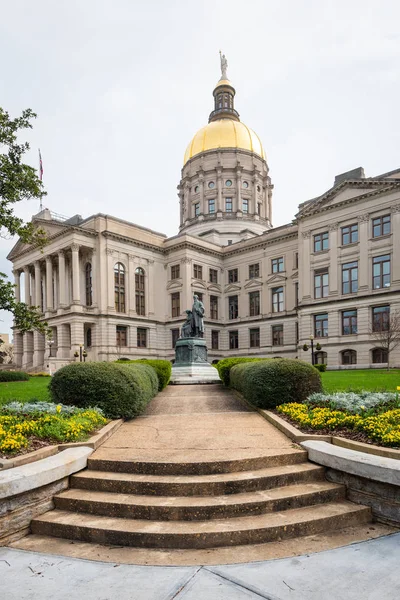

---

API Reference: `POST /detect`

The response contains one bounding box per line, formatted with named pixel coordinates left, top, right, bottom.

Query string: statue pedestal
left=171, top=338, right=221, bottom=385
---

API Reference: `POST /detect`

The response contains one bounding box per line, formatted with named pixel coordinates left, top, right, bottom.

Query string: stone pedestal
left=171, top=338, right=221, bottom=385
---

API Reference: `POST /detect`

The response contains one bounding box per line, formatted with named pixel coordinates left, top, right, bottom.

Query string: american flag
left=39, top=149, right=43, bottom=181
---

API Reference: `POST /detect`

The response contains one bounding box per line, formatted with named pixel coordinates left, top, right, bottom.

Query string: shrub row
left=116, top=359, right=171, bottom=391
left=216, top=357, right=265, bottom=386
left=49, top=362, right=159, bottom=419
left=230, top=359, right=322, bottom=410
left=0, top=371, right=29, bottom=382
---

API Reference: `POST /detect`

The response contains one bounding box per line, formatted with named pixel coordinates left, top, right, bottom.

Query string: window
left=193, top=264, right=203, bottom=279
left=225, top=179, right=232, bottom=187
left=342, top=310, right=358, bottom=335
left=137, top=328, right=147, bottom=348
left=86, top=327, right=92, bottom=348
left=210, top=295, right=218, bottom=319
left=314, top=232, right=329, bottom=252
left=211, top=330, right=219, bottom=350
left=116, top=325, right=127, bottom=347
left=242, top=199, right=249, bottom=213
left=342, top=224, right=358, bottom=245
left=272, top=257, right=284, bottom=273
left=194, top=202, right=200, bottom=217
left=208, top=199, right=215, bottom=214
left=194, top=185, right=199, bottom=193
left=272, top=324, right=283, bottom=346
left=171, top=264, right=180, bottom=280
left=342, top=350, right=357, bottom=365
left=208, top=181, right=215, bottom=189
left=228, top=268, right=238, bottom=283
left=229, top=330, right=239, bottom=349
left=272, top=287, right=284, bottom=312
left=257, top=203, right=261, bottom=215
left=295, top=282, right=299, bottom=307
left=171, top=292, right=180, bottom=317
left=314, top=313, right=328, bottom=338
left=315, top=351, right=328, bottom=365
left=242, top=181, right=249, bottom=189
left=171, top=328, right=179, bottom=348
left=373, top=255, right=390, bottom=289
left=249, top=263, right=260, bottom=279
left=135, top=267, right=145, bottom=315
left=85, top=263, right=92, bottom=306
left=372, top=305, right=390, bottom=332
left=249, top=328, right=260, bottom=348
left=249, top=291, right=260, bottom=316
left=372, top=348, right=388, bottom=363
left=225, top=198, right=232, bottom=212
left=294, top=252, right=299, bottom=269
left=372, top=215, right=391, bottom=238
left=228, top=295, right=238, bottom=319
left=314, top=271, right=329, bottom=298
left=114, top=263, right=125, bottom=312
left=209, top=268, right=218, bottom=283
left=342, top=262, right=358, bottom=294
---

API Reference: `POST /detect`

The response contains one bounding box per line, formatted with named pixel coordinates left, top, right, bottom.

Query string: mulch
left=0, top=437, right=55, bottom=461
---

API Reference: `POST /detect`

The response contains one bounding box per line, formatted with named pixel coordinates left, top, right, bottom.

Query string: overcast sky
left=1, top=0, right=399, bottom=336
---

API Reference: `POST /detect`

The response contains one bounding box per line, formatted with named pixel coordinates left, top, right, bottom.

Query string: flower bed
left=0, top=402, right=107, bottom=457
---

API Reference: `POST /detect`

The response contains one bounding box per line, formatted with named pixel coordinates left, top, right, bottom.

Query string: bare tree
left=371, top=309, right=400, bottom=370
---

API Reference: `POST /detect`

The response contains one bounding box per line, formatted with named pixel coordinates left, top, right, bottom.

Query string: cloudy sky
left=1, top=0, right=399, bottom=335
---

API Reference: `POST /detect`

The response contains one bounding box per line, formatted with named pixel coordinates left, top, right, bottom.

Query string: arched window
left=85, top=263, right=92, bottom=306
left=341, top=349, right=357, bottom=365
left=135, top=267, right=145, bottom=315
left=86, top=327, right=92, bottom=348
left=114, top=263, right=125, bottom=312
left=314, top=351, right=327, bottom=365
left=372, top=348, right=388, bottom=364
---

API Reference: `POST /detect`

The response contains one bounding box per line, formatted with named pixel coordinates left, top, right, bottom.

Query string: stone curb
left=0, top=419, right=123, bottom=471
left=0, top=446, right=94, bottom=499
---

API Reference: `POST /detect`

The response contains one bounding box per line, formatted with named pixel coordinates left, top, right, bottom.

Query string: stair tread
left=34, top=501, right=369, bottom=534
left=56, top=481, right=343, bottom=508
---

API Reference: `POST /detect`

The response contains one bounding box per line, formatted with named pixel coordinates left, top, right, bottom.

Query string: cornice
left=7, top=226, right=98, bottom=261
left=101, top=231, right=164, bottom=255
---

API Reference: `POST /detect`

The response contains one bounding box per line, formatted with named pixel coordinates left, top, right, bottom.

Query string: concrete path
left=1, top=532, right=399, bottom=599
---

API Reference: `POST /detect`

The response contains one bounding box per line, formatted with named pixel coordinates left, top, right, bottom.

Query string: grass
left=321, top=369, right=400, bottom=393
left=0, top=377, right=50, bottom=406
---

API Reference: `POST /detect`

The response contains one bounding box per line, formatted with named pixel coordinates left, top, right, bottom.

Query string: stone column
left=91, top=248, right=98, bottom=306
left=23, top=266, right=31, bottom=305
left=71, top=321, right=85, bottom=354
left=128, top=254, right=136, bottom=315
left=252, top=172, right=259, bottom=215
left=45, top=257, right=53, bottom=310
left=58, top=250, right=66, bottom=307
left=358, top=213, right=369, bottom=290
left=301, top=231, right=312, bottom=301
left=328, top=223, right=339, bottom=296
left=391, top=204, right=400, bottom=284
left=199, top=171, right=205, bottom=214
left=13, top=332, right=23, bottom=367
left=216, top=167, right=223, bottom=212
left=34, top=261, right=41, bottom=308
left=147, top=259, right=154, bottom=316
left=71, top=243, right=80, bottom=304
left=181, top=257, right=192, bottom=314
left=33, top=331, right=45, bottom=369
left=106, top=248, right=115, bottom=310
left=13, top=270, right=21, bottom=303
left=235, top=166, right=242, bottom=214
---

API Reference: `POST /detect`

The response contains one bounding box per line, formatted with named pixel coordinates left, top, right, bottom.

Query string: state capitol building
left=8, top=61, right=400, bottom=372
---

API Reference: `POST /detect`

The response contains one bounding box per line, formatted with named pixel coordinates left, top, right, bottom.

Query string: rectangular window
left=272, top=324, right=283, bottom=346
left=249, top=291, right=260, bottom=316
left=372, top=305, right=390, bottom=332
left=295, top=281, right=299, bottom=307
left=373, top=255, right=391, bottom=289
left=242, top=199, right=249, bottom=213
left=171, top=264, right=180, bottom=280
left=225, top=198, right=232, bottom=212
left=194, top=202, right=200, bottom=217
left=209, top=268, right=218, bottom=283
left=116, top=325, right=127, bottom=347
left=228, top=295, right=238, bottom=319
left=314, top=313, right=328, bottom=338
left=295, top=252, right=299, bottom=269
left=272, top=257, right=284, bottom=273
left=342, top=223, right=358, bottom=245
left=314, top=231, right=329, bottom=252
left=249, top=263, right=260, bottom=279
left=171, top=292, right=180, bottom=317
left=342, top=310, right=357, bottom=335
left=135, top=269, right=145, bottom=316
left=171, top=328, right=180, bottom=348
left=314, top=271, right=329, bottom=298
left=372, top=215, right=391, bottom=238
left=210, top=295, right=218, bottom=320
left=229, top=330, right=239, bottom=349
left=342, top=261, right=358, bottom=294
left=193, top=264, right=203, bottom=279
left=137, top=328, right=147, bottom=348
left=272, top=287, right=284, bottom=312
left=228, top=268, right=238, bottom=283
left=208, top=198, right=215, bottom=214
left=249, top=328, right=260, bottom=348
left=211, top=330, right=219, bottom=350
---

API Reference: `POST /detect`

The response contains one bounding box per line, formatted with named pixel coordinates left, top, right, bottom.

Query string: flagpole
left=39, top=149, right=43, bottom=211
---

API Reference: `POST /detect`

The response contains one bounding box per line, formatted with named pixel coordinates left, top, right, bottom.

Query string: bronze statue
left=191, top=294, right=205, bottom=338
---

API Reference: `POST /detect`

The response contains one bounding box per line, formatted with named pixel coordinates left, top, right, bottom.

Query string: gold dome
left=183, top=119, right=265, bottom=165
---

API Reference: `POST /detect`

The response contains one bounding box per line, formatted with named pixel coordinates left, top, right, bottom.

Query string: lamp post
left=48, top=340, right=54, bottom=376
left=79, top=344, right=83, bottom=363
left=309, top=335, right=315, bottom=366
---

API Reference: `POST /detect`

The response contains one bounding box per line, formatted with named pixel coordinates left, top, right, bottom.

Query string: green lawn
left=0, top=377, right=51, bottom=406
left=321, top=369, right=400, bottom=393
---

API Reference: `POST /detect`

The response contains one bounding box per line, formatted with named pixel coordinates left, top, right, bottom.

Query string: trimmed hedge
left=314, top=364, right=327, bottom=372
left=49, top=362, right=158, bottom=419
left=216, top=357, right=264, bottom=386
left=0, top=371, right=29, bottom=382
left=116, top=359, right=171, bottom=391
left=230, top=359, right=322, bottom=410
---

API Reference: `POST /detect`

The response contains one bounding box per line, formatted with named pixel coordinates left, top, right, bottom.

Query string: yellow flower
left=56, top=405, right=62, bottom=414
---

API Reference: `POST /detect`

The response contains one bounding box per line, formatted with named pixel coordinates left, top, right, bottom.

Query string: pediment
left=244, top=279, right=263, bottom=289
left=224, top=283, right=241, bottom=293
left=166, top=280, right=183, bottom=290
left=191, top=280, right=207, bottom=290
left=207, top=283, right=221, bottom=293
left=7, top=220, right=72, bottom=261
left=291, top=271, right=299, bottom=280
left=266, top=274, right=286, bottom=285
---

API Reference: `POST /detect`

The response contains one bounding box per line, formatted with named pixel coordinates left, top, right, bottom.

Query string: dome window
left=208, top=181, right=215, bottom=189
left=194, top=185, right=199, bottom=193
left=257, top=185, right=261, bottom=192
left=242, top=181, right=249, bottom=189
left=225, top=179, right=232, bottom=187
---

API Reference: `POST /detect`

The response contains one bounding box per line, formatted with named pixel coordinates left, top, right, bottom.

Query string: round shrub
left=115, top=359, right=172, bottom=391
left=0, top=370, right=29, bottom=382
left=230, top=359, right=322, bottom=409
left=216, top=357, right=264, bottom=386
left=49, top=362, right=158, bottom=419
left=314, top=364, right=327, bottom=372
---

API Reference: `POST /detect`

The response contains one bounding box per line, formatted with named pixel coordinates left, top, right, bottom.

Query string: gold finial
left=219, top=50, right=228, bottom=80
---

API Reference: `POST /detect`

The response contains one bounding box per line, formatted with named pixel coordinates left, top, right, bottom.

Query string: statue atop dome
left=219, top=50, right=228, bottom=80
